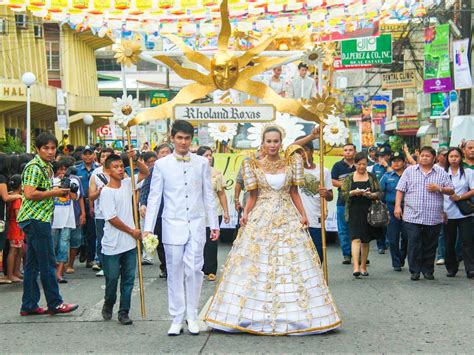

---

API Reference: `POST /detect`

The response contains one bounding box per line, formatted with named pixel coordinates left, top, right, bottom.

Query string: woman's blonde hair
left=261, top=124, right=286, bottom=143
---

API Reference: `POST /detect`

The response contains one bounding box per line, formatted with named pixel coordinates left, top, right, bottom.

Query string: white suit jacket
left=143, top=153, right=219, bottom=245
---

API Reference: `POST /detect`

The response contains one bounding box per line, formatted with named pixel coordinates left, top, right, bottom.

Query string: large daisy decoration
left=208, top=123, right=238, bottom=142
left=303, top=93, right=337, bottom=120
left=111, top=95, right=141, bottom=129
left=301, top=46, right=326, bottom=67
left=323, top=115, right=349, bottom=146
left=114, top=40, right=142, bottom=67
left=247, top=113, right=306, bottom=149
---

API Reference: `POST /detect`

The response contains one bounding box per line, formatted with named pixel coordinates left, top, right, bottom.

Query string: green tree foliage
left=0, top=134, right=26, bottom=154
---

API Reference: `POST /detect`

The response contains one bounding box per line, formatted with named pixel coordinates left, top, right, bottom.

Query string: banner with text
left=424, top=24, right=453, bottom=93
left=174, top=104, right=275, bottom=122
left=453, top=39, right=473, bottom=90
left=382, top=70, right=417, bottom=90
left=341, top=34, right=392, bottom=66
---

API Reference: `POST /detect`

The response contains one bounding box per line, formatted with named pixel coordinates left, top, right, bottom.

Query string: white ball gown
left=205, top=156, right=342, bottom=335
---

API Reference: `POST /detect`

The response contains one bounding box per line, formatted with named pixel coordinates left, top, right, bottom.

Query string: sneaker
left=423, top=273, right=435, bottom=280
left=142, top=257, right=154, bottom=265
left=102, top=303, right=113, bottom=321
left=435, top=258, right=445, bottom=265
left=96, top=270, right=104, bottom=277
left=118, top=312, right=133, bottom=325
left=378, top=249, right=385, bottom=254
left=65, top=267, right=75, bottom=274
left=48, top=303, right=79, bottom=315
left=208, top=274, right=216, bottom=281
left=393, top=267, right=402, bottom=272
left=410, top=273, right=420, bottom=281
left=342, top=256, right=351, bottom=265
left=20, top=307, right=48, bottom=316
left=85, top=261, right=94, bottom=268
left=91, top=263, right=101, bottom=271
left=159, top=271, right=167, bottom=279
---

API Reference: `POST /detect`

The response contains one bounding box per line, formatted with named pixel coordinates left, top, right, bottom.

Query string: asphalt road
left=0, top=242, right=473, bottom=354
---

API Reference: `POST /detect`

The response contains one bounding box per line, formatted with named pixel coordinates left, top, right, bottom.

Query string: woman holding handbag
left=342, top=152, right=383, bottom=278
left=443, top=147, right=474, bottom=279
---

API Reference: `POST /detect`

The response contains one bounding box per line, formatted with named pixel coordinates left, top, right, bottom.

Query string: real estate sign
left=341, top=34, right=392, bottom=65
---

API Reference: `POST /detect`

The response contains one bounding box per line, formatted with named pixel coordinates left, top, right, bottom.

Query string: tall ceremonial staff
left=111, top=40, right=146, bottom=318
left=301, top=44, right=349, bottom=284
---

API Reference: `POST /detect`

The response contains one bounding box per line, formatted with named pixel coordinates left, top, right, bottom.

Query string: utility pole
left=458, top=0, right=472, bottom=114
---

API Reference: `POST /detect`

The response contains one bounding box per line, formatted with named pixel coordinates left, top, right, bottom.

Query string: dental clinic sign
left=174, top=104, right=275, bottom=122
left=341, top=34, right=393, bottom=65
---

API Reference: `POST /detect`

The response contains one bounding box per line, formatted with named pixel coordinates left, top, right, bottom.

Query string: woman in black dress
left=342, top=152, right=382, bottom=278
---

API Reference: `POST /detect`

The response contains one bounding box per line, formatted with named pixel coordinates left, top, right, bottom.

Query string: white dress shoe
left=168, top=323, right=183, bottom=336
left=186, top=320, right=200, bottom=335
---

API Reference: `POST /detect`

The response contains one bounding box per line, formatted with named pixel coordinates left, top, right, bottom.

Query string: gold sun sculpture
left=128, top=0, right=321, bottom=127
left=301, top=93, right=337, bottom=121
left=114, top=40, right=142, bottom=67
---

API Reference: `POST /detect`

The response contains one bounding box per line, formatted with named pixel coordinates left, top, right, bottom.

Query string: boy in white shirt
left=294, top=131, right=333, bottom=262
left=51, top=159, right=80, bottom=283
left=99, top=152, right=149, bottom=325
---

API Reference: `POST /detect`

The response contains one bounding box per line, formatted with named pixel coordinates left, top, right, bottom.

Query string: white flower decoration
left=323, top=115, right=349, bottom=146
left=247, top=113, right=306, bottom=149
left=207, top=123, right=238, bottom=142
left=142, top=234, right=159, bottom=256
left=111, top=94, right=141, bottom=128
left=301, top=47, right=325, bottom=67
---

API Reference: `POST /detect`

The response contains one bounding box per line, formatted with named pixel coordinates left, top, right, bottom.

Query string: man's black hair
left=343, top=143, right=356, bottom=150
left=105, top=154, right=123, bottom=169
left=295, top=135, right=314, bottom=151
left=56, top=158, right=73, bottom=170
left=298, top=62, right=308, bottom=70
left=142, top=151, right=157, bottom=162
left=154, top=143, right=173, bottom=153
left=171, top=120, right=194, bottom=137
left=196, top=146, right=212, bottom=156
left=66, top=144, right=75, bottom=152
left=419, top=146, right=436, bottom=157
left=35, top=132, right=58, bottom=149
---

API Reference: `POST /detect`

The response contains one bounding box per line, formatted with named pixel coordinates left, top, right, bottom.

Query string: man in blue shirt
left=380, top=151, right=407, bottom=271
left=331, top=143, right=356, bottom=264
left=75, top=146, right=99, bottom=267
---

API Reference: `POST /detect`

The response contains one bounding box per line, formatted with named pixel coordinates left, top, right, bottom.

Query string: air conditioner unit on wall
left=0, top=18, right=7, bottom=35
left=34, top=24, right=43, bottom=39
left=15, top=14, right=27, bottom=29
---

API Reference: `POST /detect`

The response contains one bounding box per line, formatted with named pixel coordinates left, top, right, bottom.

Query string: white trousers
left=164, top=237, right=205, bottom=323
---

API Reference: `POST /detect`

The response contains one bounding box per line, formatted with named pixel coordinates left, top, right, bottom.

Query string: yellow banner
left=136, top=0, right=152, bottom=10
left=114, top=0, right=130, bottom=9
left=93, top=0, right=111, bottom=10
left=181, top=0, right=198, bottom=7
left=50, top=0, right=68, bottom=8
left=72, top=0, right=89, bottom=9
left=158, top=0, right=174, bottom=8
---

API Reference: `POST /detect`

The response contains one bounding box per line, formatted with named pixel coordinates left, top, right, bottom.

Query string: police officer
left=75, top=146, right=99, bottom=266
left=380, top=151, right=407, bottom=271
left=369, top=146, right=392, bottom=253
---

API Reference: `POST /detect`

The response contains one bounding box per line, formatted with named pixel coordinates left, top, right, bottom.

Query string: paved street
left=1, top=241, right=473, bottom=354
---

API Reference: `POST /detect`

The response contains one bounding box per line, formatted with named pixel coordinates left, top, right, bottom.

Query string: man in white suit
left=143, top=120, right=219, bottom=336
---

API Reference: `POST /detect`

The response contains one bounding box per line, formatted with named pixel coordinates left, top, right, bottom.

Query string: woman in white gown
left=205, top=125, right=341, bottom=335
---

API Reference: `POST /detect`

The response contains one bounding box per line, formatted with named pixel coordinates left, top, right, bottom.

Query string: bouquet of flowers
left=142, top=234, right=159, bottom=256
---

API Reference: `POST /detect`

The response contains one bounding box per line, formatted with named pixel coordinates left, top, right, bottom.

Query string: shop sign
left=1, top=85, right=25, bottom=98
left=396, top=114, right=419, bottom=130
left=174, top=104, right=275, bottom=122
left=380, top=23, right=409, bottom=40
left=424, top=24, right=453, bottom=93
left=333, top=57, right=373, bottom=71
left=382, top=70, right=417, bottom=90
left=453, top=39, right=473, bottom=90
left=56, top=89, right=69, bottom=131
left=430, top=92, right=450, bottom=119
left=150, top=90, right=170, bottom=107
left=341, top=34, right=392, bottom=65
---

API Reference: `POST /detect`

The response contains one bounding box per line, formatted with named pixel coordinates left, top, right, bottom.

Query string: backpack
left=367, top=200, right=390, bottom=227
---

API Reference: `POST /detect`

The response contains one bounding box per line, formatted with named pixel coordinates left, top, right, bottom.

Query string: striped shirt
left=17, top=155, right=54, bottom=223
left=396, top=164, right=453, bottom=225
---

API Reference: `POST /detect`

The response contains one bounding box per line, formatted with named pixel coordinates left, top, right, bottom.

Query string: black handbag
left=455, top=197, right=474, bottom=216
left=367, top=200, right=390, bottom=227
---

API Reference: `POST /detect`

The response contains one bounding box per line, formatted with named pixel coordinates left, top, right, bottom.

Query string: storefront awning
left=416, top=123, right=437, bottom=137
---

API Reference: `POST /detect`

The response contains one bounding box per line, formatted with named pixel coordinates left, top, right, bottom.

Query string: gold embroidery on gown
left=205, top=155, right=342, bottom=335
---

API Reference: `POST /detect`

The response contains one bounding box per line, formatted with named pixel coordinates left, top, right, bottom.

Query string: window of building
left=46, top=40, right=60, bottom=71
left=96, top=58, right=122, bottom=71
left=137, top=60, right=157, bottom=71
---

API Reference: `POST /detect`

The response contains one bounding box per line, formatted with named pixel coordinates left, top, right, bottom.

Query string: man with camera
left=51, top=158, right=81, bottom=283
left=18, top=133, right=78, bottom=316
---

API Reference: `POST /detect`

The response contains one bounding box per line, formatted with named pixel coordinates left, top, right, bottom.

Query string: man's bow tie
left=175, top=156, right=190, bottom=162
